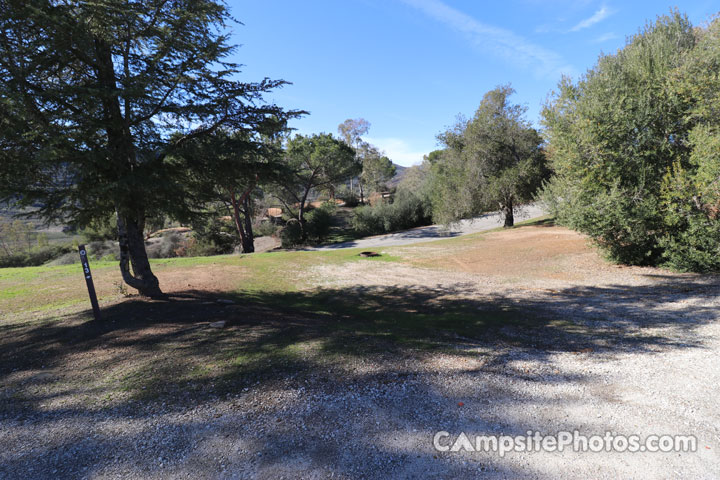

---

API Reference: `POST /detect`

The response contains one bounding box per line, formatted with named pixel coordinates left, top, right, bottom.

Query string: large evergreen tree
left=0, top=0, right=298, bottom=296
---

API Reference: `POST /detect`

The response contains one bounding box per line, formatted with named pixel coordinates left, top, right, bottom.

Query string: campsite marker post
left=78, top=245, right=101, bottom=321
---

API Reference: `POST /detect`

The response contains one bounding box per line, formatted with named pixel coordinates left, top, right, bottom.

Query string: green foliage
left=172, top=128, right=288, bottom=248
left=274, top=133, right=360, bottom=238
left=336, top=185, right=359, bottom=207
left=0, top=220, right=36, bottom=254
left=359, top=144, right=396, bottom=194
left=36, top=233, right=49, bottom=248
left=189, top=215, right=237, bottom=255
left=541, top=11, right=720, bottom=271
left=285, top=134, right=360, bottom=194
left=0, top=0, right=295, bottom=227
left=87, top=241, right=120, bottom=261
left=351, top=190, right=432, bottom=236
left=0, top=244, right=73, bottom=268
left=279, top=219, right=303, bottom=248
left=305, top=204, right=336, bottom=242
left=657, top=163, right=720, bottom=272
left=183, top=237, right=228, bottom=258
left=398, top=160, right=435, bottom=218
left=255, top=220, right=278, bottom=238
left=81, top=216, right=118, bottom=243
left=431, top=85, right=547, bottom=225
left=0, top=0, right=298, bottom=292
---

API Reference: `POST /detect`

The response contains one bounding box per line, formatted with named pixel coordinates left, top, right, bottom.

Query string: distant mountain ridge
left=388, top=162, right=407, bottom=188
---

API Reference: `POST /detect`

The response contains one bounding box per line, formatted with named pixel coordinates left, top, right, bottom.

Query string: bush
left=351, top=205, right=384, bottom=235
left=305, top=204, right=335, bottom=242
left=351, top=190, right=431, bottom=236
left=279, top=219, right=302, bottom=248
left=342, top=191, right=359, bottom=207
left=181, top=236, right=227, bottom=257
left=539, top=13, right=720, bottom=272
left=335, top=185, right=359, bottom=207
left=189, top=216, right=237, bottom=254
left=0, top=244, right=73, bottom=268
left=146, top=233, right=184, bottom=258
left=87, top=240, right=119, bottom=261
left=48, top=251, right=80, bottom=266
left=657, top=162, right=720, bottom=272
left=255, top=219, right=278, bottom=238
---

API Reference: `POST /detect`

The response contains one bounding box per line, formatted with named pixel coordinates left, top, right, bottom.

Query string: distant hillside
left=388, top=163, right=407, bottom=188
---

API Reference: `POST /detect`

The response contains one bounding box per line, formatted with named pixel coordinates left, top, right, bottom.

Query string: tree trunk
left=298, top=186, right=311, bottom=240
left=229, top=188, right=256, bottom=254
left=298, top=201, right=307, bottom=240
left=241, top=195, right=255, bottom=253
left=117, top=213, right=162, bottom=297
left=502, top=199, right=514, bottom=228
left=359, top=180, right=365, bottom=205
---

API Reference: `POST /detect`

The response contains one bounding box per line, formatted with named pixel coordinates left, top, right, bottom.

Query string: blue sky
left=229, top=0, right=718, bottom=166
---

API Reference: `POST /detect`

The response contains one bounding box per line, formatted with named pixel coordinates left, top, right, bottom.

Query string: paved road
left=312, top=204, right=547, bottom=250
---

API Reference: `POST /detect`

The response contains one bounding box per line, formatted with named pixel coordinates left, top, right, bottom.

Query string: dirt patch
left=380, top=225, right=687, bottom=287
left=154, top=264, right=247, bottom=295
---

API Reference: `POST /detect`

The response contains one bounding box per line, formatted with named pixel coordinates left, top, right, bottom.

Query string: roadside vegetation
left=540, top=12, right=720, bottom=272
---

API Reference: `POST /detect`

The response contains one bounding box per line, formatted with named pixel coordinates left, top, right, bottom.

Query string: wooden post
left=78, top=245, right=101, bottom=321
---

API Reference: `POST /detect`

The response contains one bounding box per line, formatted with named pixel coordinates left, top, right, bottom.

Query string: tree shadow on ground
left=1, top=275, right=717, bottom=478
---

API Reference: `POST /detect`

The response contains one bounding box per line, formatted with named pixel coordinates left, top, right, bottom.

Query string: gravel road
left=312, top=204, right=547, bottom=250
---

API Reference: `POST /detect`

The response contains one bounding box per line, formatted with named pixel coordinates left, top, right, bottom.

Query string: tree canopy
left=541, top=11, right=720, bottom=270
left=0, top=0, right=299, bottom=295
left=273, top=133, right=359, bottom=238
left=359, top=143, right=395, bottom=195
left=431, top=85, right=547, bottom=226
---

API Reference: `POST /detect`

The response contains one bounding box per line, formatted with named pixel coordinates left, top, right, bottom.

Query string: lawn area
left=0, top=221, right=564, bottom=410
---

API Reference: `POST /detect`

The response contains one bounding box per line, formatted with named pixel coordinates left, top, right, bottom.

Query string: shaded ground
left=1, top=221, right=719, bottom=478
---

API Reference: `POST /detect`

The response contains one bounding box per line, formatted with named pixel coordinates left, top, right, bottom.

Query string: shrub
left=0, top=244, right=73, bottom=268
left=351, top=205, right=384, bottom=235
left=189, top=216, right=237, bottom=254
left=336, top=184, right=359, bottom=207
left=343, top=192, right=359, bottom=207
left=87, top=240, right=118, bottom=261
left=351, top=190, right=431, bottom=236
left=657, top=162, right=720, bottom=272
left=146, top=233, right=184, bottom=258
left=539, top=13, right=720, bottom=271
left=255, top=219, right=278, bottom=238
left=36, top=232, right=49, bottom=248
left=181, top=236, right=226, bottom=257
left=279, top=219, right=302, bottom=248
left=305, top=204, right=335, bottom=242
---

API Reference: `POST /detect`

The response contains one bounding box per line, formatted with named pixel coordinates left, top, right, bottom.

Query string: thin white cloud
left=570, top=5, right=615, bottom=32
left=592, top=32, right=619, bottom=43
left=364, top=136, right=428, bottom=167
left=399, top=0, right=576, bottom=79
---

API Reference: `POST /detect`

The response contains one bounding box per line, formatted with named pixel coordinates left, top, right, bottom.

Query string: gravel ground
left=2, top=225, right=719, bottom=478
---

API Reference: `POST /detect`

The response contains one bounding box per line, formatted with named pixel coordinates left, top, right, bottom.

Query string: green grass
left=1, top=216, right=612, bottom=409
